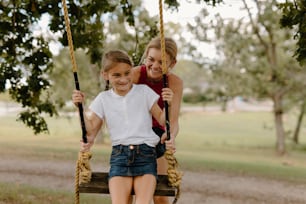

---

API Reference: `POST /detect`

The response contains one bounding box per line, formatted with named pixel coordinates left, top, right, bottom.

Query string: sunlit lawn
left=1, top=110, right=306, bottom=203
left=177, top=111, right=306, bottom=180
left=1, top=111, right=306, bottom=174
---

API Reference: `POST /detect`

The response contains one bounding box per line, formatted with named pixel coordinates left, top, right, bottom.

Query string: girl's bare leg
left=134, top=174, right=156, bottom=204
left=109, top=176, right=133, bottom=204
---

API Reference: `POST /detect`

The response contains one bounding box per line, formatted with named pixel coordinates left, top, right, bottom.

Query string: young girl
left=132, top=37, right=183, bottom=204
left=72, top=50, right=174, bottom=204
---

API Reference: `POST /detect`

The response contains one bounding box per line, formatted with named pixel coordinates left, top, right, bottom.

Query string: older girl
left=132, top=37, right=183, bottom=204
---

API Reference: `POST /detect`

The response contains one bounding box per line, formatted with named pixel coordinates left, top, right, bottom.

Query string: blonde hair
left=144, top=37, right=177, bottom=62
left=101, top=50, right=133, bottom=90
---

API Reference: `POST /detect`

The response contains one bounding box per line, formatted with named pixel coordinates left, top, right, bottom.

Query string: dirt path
left=1, top=156, right=306, bottom=204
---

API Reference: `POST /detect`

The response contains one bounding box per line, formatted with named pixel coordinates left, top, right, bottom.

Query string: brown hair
left=144, top=37, right=177, bottom=62
left=102, top=50, right=133, bottom=72
left=101, top=50, right=133, bottom=90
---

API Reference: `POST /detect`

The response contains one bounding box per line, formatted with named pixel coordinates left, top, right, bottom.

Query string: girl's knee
left=153, top=196, right=169, bottom=204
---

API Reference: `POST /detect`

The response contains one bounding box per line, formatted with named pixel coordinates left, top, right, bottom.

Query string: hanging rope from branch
left=158, top=1, right=183, bottom=204
left=61, top=0, right=87, bottom=144
left=61, top=1, right=92, bottom=204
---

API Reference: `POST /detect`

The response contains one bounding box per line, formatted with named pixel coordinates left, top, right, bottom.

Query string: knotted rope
left=74, top=151, right=92, bottom=204
left=61, top=1, right=92, bottom=204
left=165, top=150, right=183, bottom=204
left=158, top=1, right=183, bottom=203
left=78, top=151, right=93, bottom=184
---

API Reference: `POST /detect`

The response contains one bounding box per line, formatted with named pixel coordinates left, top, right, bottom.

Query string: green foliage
left=104, top=0, right=159, bottom=66
left=0, top=1, right=57, bottom=134
left=50, top=2, right=160, bottom=108
left=196, top=0, right=223, bottom=6
left=120, top=0, right=135, bottom=26
left=279, top=0, right=306, bottom=65
left=0, top=0, right=224, bottom=134
left=191, top=1, right=306, bottom=106
left=164, top=0, right=223, bottom=8
left=183, top=92, right=208, bottom=103
left=0, top=0, right=156, bottom=133
left=51, top=48, right=101, bottom=106
left=188, top=0, right=306, bottom=154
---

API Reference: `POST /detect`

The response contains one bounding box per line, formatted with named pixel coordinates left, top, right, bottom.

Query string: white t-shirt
left=89, top=84, right=160, bottom=147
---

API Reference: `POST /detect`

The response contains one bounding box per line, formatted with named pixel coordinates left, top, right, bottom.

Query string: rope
left=74, top=151, right=92, bottom=204
left=61, top=0, right=87, bottom=143
left=61, top=1, right=92, bottom=203
left=165, top=150, right=183, bottom=204
left=74, top=159, right=80, bottom=204
left=158, top=1, right=183, bottom=204
left=78, top=151, right=93, bottom=183
left=61, top=0, right=78, bottom=73
left=158, top=0, right=167, bottom=75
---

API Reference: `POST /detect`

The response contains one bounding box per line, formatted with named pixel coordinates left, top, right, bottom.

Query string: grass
left=0, top=182, right=110, bottom=204
left=1, top=110, right=306, bottom=203
left=177, top=111, right=306, bottom=178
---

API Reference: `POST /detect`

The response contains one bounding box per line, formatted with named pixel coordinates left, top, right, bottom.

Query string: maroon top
left=138, top=65, right=166, bottom=130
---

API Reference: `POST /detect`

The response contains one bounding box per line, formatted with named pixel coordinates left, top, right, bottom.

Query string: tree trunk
left=221, top=98, right=228, bottom=112
left=273, top=95, right=286, bottom=155
left=292, top=99, right=306, bottom=144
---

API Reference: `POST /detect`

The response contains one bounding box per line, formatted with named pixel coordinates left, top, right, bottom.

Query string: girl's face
left=103, top=63, right=133, bottom=96
left=145, top=48, right=174, bottom=81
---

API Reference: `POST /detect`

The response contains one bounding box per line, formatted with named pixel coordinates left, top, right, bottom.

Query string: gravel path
left=1, top=156, right=306, bottom=204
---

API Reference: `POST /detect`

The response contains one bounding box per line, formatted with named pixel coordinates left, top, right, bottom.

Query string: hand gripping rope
left=61, top=1, right=92, bottom=204
left=159, top=0, right=183, bottom=203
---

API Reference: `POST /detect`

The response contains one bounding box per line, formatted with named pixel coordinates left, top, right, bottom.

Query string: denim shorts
left=109, top=144, right=157, bottom=180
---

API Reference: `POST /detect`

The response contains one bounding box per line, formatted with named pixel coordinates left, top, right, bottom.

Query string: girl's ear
left=168, top=60, right=177, bottom=71
left=102, top=71, right=108, bottom=80
left=170, top=59, right=177, bottom=68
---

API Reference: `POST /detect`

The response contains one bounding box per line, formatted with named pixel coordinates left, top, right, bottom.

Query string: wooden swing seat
left=79, top=172, right=176, bottom=196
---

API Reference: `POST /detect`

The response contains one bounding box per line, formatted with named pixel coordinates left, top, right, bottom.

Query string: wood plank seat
left=79, top=172, right=176, bottom=196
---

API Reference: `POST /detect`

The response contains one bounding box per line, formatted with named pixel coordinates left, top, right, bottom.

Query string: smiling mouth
left=118, top=83, right=129, bottom=87
left=149, top=67, right=162, bottom=74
